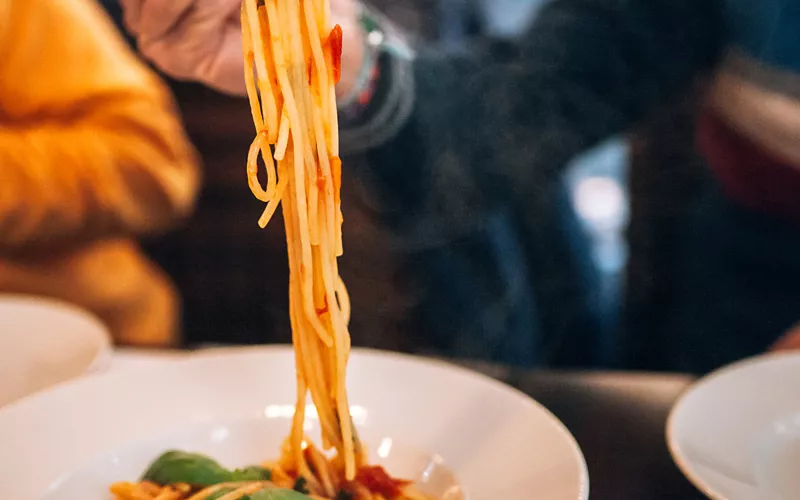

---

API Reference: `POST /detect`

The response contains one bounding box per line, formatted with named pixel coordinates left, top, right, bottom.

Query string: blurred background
left=93, top=0, right=695, bottom=370
left=9, top=0, right=794, bottom=376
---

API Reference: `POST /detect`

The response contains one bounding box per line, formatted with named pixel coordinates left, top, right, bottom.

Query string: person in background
left=0, top=0, right=200, bottom=346
left=363, top=0, right=800, bottom=373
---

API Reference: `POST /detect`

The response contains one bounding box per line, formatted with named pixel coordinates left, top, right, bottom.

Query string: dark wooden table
left=459, top=361, right=706, bottom=500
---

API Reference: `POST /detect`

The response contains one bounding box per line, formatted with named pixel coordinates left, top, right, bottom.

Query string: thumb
left=199, top=22, right=247, bottom=95
left=138, top=0, right=195, bottom=40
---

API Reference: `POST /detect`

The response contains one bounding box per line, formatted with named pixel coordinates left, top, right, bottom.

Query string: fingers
left=139, top=17, right=245, bottom=96
left=200, top=22, right=247, bottom=95
left=138, top=0, right=195, bottom=40
left=119, top=0, right=143, bottom=34
left=330, top=0, right=357, bottom=20
left=221, top=0, right=244, bottom=21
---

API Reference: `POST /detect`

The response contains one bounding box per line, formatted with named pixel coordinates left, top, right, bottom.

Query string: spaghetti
left=241, top=0, right=358, bottom=485
left=111, top=1, right=432, bottom=498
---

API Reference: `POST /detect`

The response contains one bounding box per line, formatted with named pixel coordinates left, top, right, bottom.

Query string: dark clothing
left=668, top=173, right=800, bottom=374
left=361, top=0, right=724, bottom=369
left=374, top=0, right=800, bottom=373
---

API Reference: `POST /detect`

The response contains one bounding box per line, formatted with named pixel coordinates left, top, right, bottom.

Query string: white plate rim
left=0, top=346, right=590, bottom=500
left=665, top=352, right=800, bottom=500
left=0, top=294, right=113, bottom=390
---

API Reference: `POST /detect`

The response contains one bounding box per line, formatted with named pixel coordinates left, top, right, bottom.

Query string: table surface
left=458, top=360, right=705, bottom=500
left=112, top=350, right=706, bottom=500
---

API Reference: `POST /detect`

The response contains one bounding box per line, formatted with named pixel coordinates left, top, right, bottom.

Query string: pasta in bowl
left=0, top=347, right=588, bottom=500
left=77, top=415, right=460, bottom=500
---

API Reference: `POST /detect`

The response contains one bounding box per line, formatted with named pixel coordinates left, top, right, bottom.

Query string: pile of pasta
left=110, top=440, right=430, bottom=500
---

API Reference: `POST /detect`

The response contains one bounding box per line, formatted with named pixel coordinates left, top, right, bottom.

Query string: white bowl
left=667, top=353, right=800, bottom=500
left=0, top=295, right=111, bottom=407
left=0, top=346, right=589, bottom=500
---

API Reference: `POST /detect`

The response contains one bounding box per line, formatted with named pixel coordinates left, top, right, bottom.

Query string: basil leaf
left=249, top=487, right=312, bottom=500
left=141, top=450, right=233, bottom=486
left=231, top=466, right=272, bottom=482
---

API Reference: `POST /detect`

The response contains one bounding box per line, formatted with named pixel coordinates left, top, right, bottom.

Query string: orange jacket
left=0, top=0, right=200, bottom=346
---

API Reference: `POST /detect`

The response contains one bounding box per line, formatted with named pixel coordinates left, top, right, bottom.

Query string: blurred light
left=575, top=177, right=625, bottom=225
left=264, top=404, right=369, bottom=427
left=476, top=0, right=546, bottom=38
left=210, top=426, right=230, bottom=443
left=367, top=30, right=384, bottom=47
left=377, top=437, right=393, bottom=458
left=421, top=454, right=445, bottom=481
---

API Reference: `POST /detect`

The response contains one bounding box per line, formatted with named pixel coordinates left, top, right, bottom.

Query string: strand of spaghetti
left=246, top=132, right=270, bottom=202
left=243, top=6, right=278, bottom=203
left=311, top=107, right=338, bottom=283
left=302, top=0, right=332, bottom=126
left=244, top=0, right=277, bottom=138
left=286, top=0, right=321, bottom=245
left=336, top=274, right=351, bottom=327
left=242, top=10, right=277, bottom=204
left=185, top=482, right=261, bottom=500
left=320, top=0, right=332, bottom=42
left=274, top=110, right=290, bottom=160
left=312, top=241, right=338, bottom=397
left=332, top=116, right=343, bottom=255
left=321, top=34, right=343, bottom=255
left=311, top=249, right=327, bottom=313
left=306, top=73, right=338, bottom=302
left=256, top=3, right=283, bottom=141
left=297, top=1, right=321, bottom=145
left=324, top=237, right=355, bottom=477
left=257, top=172, right=287, bottom=228
left=265, top=0, right=333, bottom=347
left=314, top=0, right=333, bottom=115
left=316, top=199, right=336, bottom=307
left=328, top=155, right=343, bottom=256
left=302, top=0, right=336, bottom=225
left=321, top=25, right=340, bottom=159
left=241, top=15, right=264, bottom=132
left=217, top=482, right=274, bottom=500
